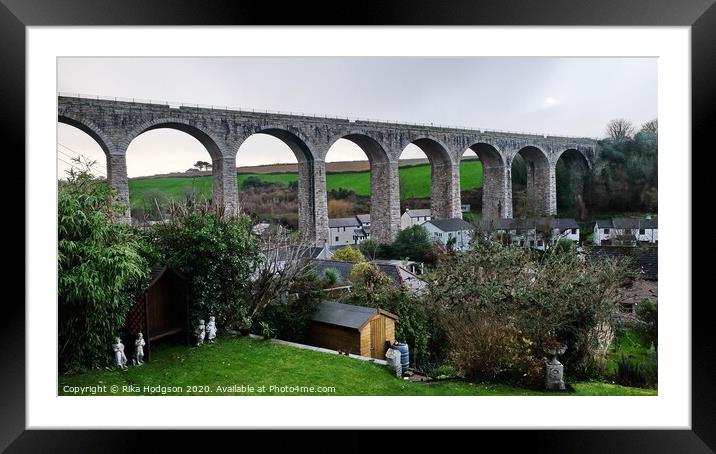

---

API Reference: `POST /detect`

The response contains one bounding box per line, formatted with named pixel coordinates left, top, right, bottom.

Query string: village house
left=422, top=218, right=475, bottom=251
left=309, top=258, right=428, bottom=295
left=328, top=214, right=371, bottom=247
left=479, top=217, right=580, bottom=250
left=400, top=208, right=432, bottom=230
left=593, top=217, right=658, bottom=246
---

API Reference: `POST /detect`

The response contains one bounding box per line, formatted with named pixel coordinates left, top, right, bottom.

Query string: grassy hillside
left=59, top=336, right=656, bottom=396
left=128, top=160, right=484, bottom=208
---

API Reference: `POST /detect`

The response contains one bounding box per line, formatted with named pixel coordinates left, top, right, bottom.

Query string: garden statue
left=135, top=332, right=146, bottom=365
left=544, top=342, right=567, bottom=390
left=206, top=316, right=217, bottom=343
left=195, top=320, right=206, bottom=346
left=112, top=337, right=128, bottom=370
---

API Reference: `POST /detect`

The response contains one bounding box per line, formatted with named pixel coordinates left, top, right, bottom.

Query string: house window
left=538, top=240, right=543, bottom=246
left=603, top=228, right=610, bottom=234
left=639, top=229, right=645, bottom=235
left=571, top=228, right=577, bottom=234
left=335, top=236, right=339, bottom=242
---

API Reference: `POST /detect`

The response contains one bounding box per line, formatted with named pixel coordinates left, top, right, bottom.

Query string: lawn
left=59, top=336, right=656, bottom=396
left=127, top=161, right=484, bottom=208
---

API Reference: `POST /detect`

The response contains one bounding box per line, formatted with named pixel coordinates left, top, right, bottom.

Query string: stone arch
left=554, top=148, right=592, bottom=219
left=57, top=114, right=115, bottom=156
left=511, top=145, right=553, bottom=217
left=400, top=136, right=459, bottom=219
left=236, top=127, right=319, bottom=241
left=463, top=142, right=509, bottom=220
left=126, top=118, right=224, bottom=161
left=325, top=132, right=398, bottom=243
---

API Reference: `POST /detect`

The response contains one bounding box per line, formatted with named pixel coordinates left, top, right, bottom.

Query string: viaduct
left=58, top=95, right=597, bottom=246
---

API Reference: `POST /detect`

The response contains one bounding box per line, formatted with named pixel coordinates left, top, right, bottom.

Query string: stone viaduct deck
left=58, top=95, right=597, bottom=246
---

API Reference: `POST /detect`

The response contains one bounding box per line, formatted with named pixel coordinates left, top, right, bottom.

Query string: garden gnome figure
left=206, top=316, right=217, bottom=343
left=195, top=320, right=206, bottom=346
left=112, top=337, right=128, bottom=370
left=135, top=332, right=146, bottom=365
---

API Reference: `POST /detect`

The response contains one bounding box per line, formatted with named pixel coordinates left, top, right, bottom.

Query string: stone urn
left=544, top=343, right=567, bottom=391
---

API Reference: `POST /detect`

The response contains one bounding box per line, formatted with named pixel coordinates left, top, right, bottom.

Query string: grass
left=127, top=161, right=484, bottom=208
left=607, top=329, right=655, bottom=374
left=59, top=336, right=656, bottom=396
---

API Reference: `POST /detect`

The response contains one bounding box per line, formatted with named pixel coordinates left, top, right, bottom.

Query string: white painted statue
left=135, top=332, right=146, bottom=365
left=206, top=316, right=217, bottom=343
left=196, top=320, right=206, bottom=346
left=112, top=337, right=128, bottom=370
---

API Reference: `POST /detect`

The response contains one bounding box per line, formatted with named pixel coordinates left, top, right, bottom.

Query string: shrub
left=636, top=299, right=658, bottom=348
left=332, top=245, right=366, bottom=263
left=391, top=225, right=431, bottom=261
left=58, top=164, right=150, bottom=372
left=615, top=354, right=657, bottom=388
left=147, top=206, right=261, bottom=329
left=425, top=239, right=630, bottom=385
left=321, top=267, right=341, bottom=287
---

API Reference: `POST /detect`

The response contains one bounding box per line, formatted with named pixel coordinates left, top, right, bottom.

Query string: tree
left=358, top=239, right=381, bottom=260
left=640, top=118, right=658, bottom=134
left=605, top=119, right=635, bottom=141
left=391, top=225, right=432, bottom=261
left=148, top=204, right=261, bottom=329
left=193, top=160, right=212, bottom=171
left=59, top=160, right=150, bottom=372
left=332, top=245, right=366, bottom=263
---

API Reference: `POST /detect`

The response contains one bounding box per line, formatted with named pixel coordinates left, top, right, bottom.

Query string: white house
left=328, top=214, right=371, bottom=247
left=400, top=208, right=432, bottom=230
left=593, top=217, right=657, bottom=246
left=328, top=217, right=362, bottom=246
left=422, top=218, right=475, bottom=251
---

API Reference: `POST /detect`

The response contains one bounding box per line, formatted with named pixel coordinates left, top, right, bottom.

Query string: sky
left=57, top=57, right=657, bottom=178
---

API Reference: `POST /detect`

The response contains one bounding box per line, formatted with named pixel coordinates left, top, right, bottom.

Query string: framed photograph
left=6, top=0, right=710, bottom=451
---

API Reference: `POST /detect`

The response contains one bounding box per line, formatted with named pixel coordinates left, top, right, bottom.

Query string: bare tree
left=605, top=119, right=635, bottom=141
left=640, top=118, right=658, bottom=134
left=248, top=231, right=315, bottom=320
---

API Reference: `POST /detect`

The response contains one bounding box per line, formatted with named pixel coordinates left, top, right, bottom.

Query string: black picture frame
left=4, top=0, right=710, bottom=451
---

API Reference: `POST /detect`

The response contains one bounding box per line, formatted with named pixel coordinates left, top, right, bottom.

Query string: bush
left=332, top=245, right=366, bottom=263
left=636, top=299, right=658, bottom=348
left=147, top=207, right=261, bottom=329
left=425, top=239, right=630, bottom=385
left=391, top=225, right=432, bottom=261
left=58, top=165, right=150, bottom=372
left=260, top=272, right=322, bottom=343
left=615, top=354, right=657, bottom=388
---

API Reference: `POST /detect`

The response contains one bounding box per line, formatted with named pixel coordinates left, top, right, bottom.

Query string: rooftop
left=425, top=218, right=475, bottom=232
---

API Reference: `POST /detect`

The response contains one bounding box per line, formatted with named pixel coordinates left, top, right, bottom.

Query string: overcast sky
left=57, top=57, right=656, bottom=178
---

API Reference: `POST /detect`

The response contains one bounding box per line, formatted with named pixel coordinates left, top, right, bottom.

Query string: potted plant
left=238, top=315, right=252, bottom=336
left=259, top=321, right=276, bottom=340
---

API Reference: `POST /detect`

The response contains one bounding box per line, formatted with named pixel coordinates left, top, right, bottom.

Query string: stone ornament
left=545, top=344, right=567, bottom=391
left=206, top=316, right=217, bottom=343
left=195, top=320, right=206, bottom=346
left=112, top=337, right=128, bottom=370
left=135, top=332, right=146, bottom=365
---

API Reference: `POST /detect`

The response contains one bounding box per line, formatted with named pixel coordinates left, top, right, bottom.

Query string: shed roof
left=356, top=214, right=371, bottom=224
left=311, top=300, right=398, bottom=330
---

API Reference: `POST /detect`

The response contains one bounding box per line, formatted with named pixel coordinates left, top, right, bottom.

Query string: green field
left=128, top=161, right=484, bottom=208
left=59, top=336, right=655, bottom=396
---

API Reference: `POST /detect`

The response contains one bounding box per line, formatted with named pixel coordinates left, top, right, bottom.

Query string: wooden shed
left=124, top=265, right=191, bottom=361
left=306, top=300, right=399, bottom=359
